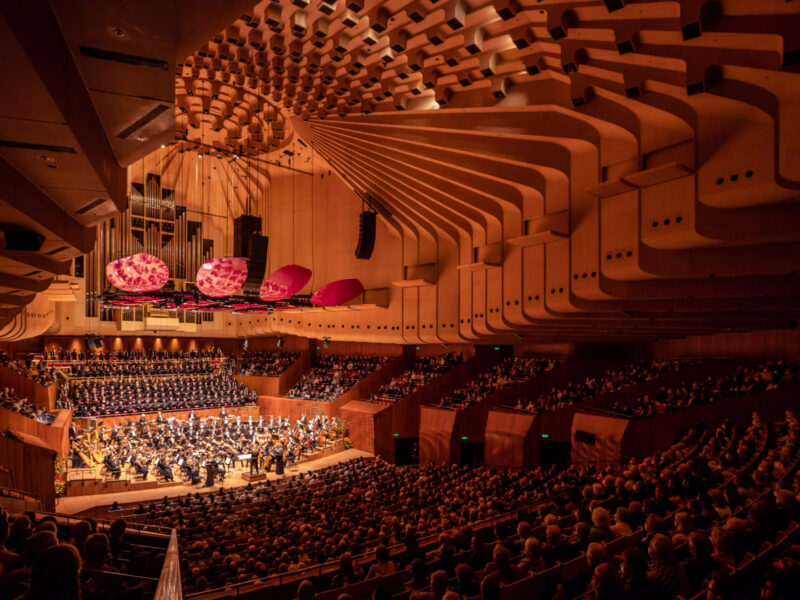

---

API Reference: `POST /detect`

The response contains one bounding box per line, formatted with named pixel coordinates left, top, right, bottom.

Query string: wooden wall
left=0, top=365, right=57, bottom=410
left=42, top=335, right=240, bottom=357
left=339, top=400, right=391, bottom=456
left=651, top=328, right=800, bottom=359
left=258, top=395, right=335, bottom=422
left=236, top=349, right=311, bottom=396
left=0, top=432, right=56, bottom=511
left=0, top=407, right=70, bottom=456
left=484, top=409, right=536, bottom=468
left=246, top=335, right=311, bottom=353
left=73, top=405, right=259, bottom=429
left=419, top=405, right=458, bottom=464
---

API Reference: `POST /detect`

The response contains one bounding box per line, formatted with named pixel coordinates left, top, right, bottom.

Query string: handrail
left=154, top=529, right=182, bottom=600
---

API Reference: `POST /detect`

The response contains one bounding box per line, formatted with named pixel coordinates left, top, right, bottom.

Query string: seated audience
left=370, top=353, right=462, bottom=403
left=239, top=350, right=299, bottom=377
left=437, top=357, right=558, bottom=410
left=287, top=355, right=389, bottom=401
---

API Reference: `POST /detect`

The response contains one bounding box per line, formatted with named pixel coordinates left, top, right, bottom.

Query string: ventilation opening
left=75, top=198, right=107, bottom=215
left=116, top=104, right=171, bottom=139
left=45, top=246, right=68, bottom=255
left=79, top=46, right=168, bottom=70
left=0, top=140, right=76, bottom=153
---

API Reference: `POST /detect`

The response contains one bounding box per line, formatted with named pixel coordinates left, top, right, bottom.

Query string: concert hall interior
left=2, top=1, right=800, bottom=600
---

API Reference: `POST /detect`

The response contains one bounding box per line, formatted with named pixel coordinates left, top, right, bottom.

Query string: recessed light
left=136, top=136, right=145, bottom=142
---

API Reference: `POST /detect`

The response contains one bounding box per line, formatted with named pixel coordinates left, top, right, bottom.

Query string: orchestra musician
left=104, top=452, right=121, bottom=479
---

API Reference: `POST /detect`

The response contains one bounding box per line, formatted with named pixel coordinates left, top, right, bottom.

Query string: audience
left=0, top=510, right=164, bottom=600
left=287, top=355, right=389, bottom=401
left=68, top=358, right=217, bottom=379
left=370, top=353, right=462, bottom=403
left=437, top=357, right=558, bottom=410
left=0, top=387, right=55, bottom=424
left=515, top=359, right=692, bottom=414
left=238, top=351, right=299, bottom=377
left=612, top=360, right=800, bottom=418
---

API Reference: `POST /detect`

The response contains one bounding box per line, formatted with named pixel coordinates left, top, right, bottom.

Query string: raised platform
left=65, top=474, right=183, bottom=497
left=242, top=472, right=267, bottom=482
left=57, top=446, right=369, bottom=516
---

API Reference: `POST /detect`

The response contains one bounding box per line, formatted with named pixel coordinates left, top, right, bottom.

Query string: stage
left=58, top=445, right=367, bottom=515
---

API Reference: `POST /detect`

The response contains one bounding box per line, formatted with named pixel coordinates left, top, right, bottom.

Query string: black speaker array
left=355, top=211, right=377, bottom=260
left=243, top=234, right=269, bottom=294
left=233, top=214, right=262, bottom=259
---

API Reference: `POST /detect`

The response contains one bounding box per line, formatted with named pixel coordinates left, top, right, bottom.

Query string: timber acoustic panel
left=189, top=0, right=800, bottom=342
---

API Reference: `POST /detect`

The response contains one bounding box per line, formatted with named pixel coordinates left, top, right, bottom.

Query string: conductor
left=205, top=459, right=217, bottom=487
left=250, top=449, right=261, bottom=474
left=275, top=450, right=285, bottom=476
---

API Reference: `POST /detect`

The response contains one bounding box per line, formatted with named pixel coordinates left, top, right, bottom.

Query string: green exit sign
left=493, top=346, right=501, bottom=350
left=461, top=436, right=469, bottom=440
left=541, top=434, right=550, bottom=439
left=393, top=433, right=399, bottom=437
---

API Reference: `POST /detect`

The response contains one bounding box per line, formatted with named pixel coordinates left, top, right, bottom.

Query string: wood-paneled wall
left=72, top=405, right=259, bottom=429
left=235, top=350, right=311, bottom=396
left=0, top=432, right=56, bottom=511
left=258, top=395, right=335, bottom=422
left=484, top=409, right=536, bottom=468
left=0, top=407, right=70, bottom=456
left=652, top=328, right=800, bottom=359
left=419, top=406, right=459, bottom=464
left=339, top=401, right=390, bottom=456
left=42, top=335, right=240, bottom=357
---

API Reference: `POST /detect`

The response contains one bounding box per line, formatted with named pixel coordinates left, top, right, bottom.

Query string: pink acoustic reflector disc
left=260, top=264, right=312, bottom=301
left=106, top=253, right=169, bottom=292
left=310, top=278, right=364, bottom=306
left=196, top=257, right=248, bottom=297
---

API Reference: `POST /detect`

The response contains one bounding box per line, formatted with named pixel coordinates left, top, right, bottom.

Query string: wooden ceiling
left=3, top=0, right=800, bottom=343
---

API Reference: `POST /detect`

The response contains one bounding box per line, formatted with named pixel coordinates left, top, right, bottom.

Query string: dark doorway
left=460, top=442, right=484, bottom=467
left=539, top=440, right=571, bottom=468
left=395, top=438, right=418, bottom=465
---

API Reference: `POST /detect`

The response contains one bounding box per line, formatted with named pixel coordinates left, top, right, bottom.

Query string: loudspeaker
left=355, top=211, right=376, bottom=260
left=2, top=227, right=45, bottom=252
left=85, top=336, right=95, bottom=350
left=276, top=337, right=284, bottom=348
left=243, top=234, right=269, bottom=293
left=233, top=214, right=263, bottom=258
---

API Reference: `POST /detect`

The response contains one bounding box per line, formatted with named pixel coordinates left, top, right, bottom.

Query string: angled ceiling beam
left=0, top=156, right=96, bottom=253
left=0, top=0, right=127, bottom=211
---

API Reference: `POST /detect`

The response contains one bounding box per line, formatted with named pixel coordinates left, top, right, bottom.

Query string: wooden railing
left=154, top=530, right=182, bottom=600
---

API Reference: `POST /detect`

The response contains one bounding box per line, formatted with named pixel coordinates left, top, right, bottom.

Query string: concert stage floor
left=56, top=448, right=372, bottom=515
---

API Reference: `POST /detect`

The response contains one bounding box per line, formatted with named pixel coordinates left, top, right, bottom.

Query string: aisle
left=55, top=448, right=372, bottom=515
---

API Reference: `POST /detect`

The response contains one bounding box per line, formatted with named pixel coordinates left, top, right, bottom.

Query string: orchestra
left=68, top=411, right=340, bottom=486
